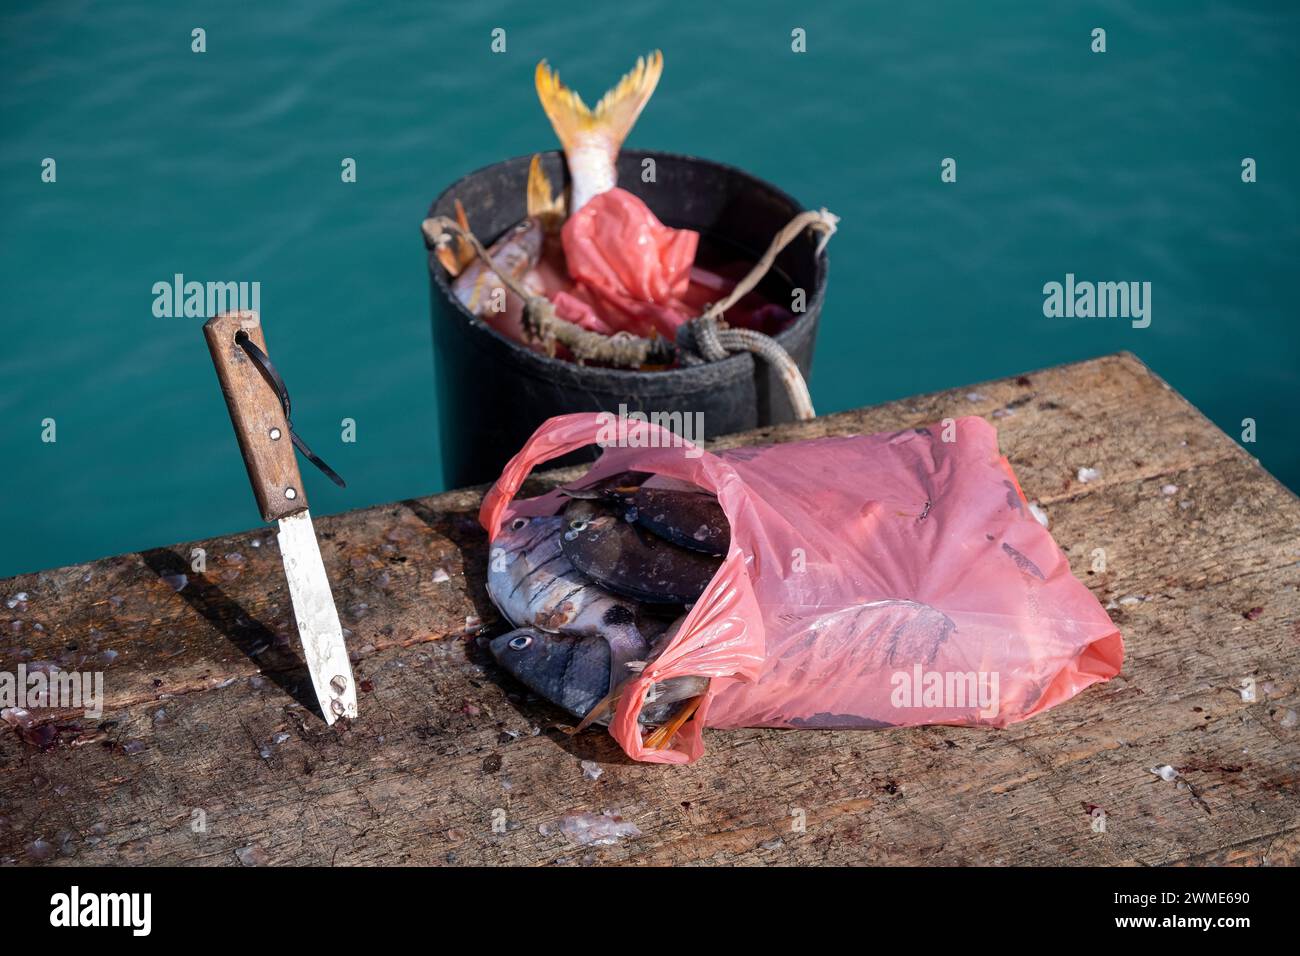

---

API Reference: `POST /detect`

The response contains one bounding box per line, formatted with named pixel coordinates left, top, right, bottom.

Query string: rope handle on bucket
left=679, top=208, right=837, bottom=421
left=421, top=215, right=673, bottom=368
left=420, top=206, right=838, bottom=421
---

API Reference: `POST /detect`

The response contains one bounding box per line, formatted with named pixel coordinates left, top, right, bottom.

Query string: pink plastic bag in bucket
left=481, top=414, right=1124, bottom=764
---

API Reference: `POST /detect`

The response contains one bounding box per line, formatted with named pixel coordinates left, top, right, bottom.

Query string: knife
left=202, top=310, right=358, bottom=724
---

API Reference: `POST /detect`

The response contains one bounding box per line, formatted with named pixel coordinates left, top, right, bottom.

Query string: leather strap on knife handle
left=203, top=311, right=308, bottom=522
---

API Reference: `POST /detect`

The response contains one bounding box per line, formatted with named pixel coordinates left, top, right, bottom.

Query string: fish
left=452, top=217, right=542, bottom=315
left=558, top=470, right=651, bottom=501
left=627, top=487, right=729, bottom=556
left=561, top=473, right=729, bottom=555
left=489, top=626, right=708, bottom=725
left=787, top=713, right=897, bottom=730
left=450, top=156, right=565, bottom=314
left=802, top=600, right=957, bottom=669
left=433, top=199, right=475, bottom=276
left=559, top=506, right=722, bottom=605
left=534, top=51, right=663, bottom=213
left=488, top=474, right=726, bottom=741
left=487, top=515, right=657, bottom=691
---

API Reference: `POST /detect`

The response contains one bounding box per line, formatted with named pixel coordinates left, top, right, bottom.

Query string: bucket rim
left=425, top=148, right=827, bottom=386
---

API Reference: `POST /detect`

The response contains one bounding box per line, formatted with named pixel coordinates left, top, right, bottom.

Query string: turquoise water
left=2, top=1, right=1297, bottom=579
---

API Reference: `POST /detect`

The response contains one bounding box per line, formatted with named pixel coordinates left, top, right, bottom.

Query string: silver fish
left=489, top=626, right=707, bottom=725
left=452, top=218, right=544, bottom=316
left=447, top=156, right=565, bottom=316
left=487, top=515, right=654, bottom=691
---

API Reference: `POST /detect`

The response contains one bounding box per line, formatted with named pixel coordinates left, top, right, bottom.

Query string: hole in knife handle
left=330, top=675, right=348, bottom=694
left=331, top=699, right=346, bottom=717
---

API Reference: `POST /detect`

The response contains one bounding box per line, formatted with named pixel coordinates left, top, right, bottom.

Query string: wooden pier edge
left=2, top=351, right=1297, bottom=866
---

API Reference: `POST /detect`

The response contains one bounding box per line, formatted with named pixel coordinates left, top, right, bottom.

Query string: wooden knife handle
left=203, top=311, right=308, bottom=522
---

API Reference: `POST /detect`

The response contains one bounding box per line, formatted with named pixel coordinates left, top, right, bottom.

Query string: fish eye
left=568, top=518, right=589, bottom=532
left=511, top=518, right=528, bottom=531
left=508, top=634, right=532, bottom=651
left=515, top=222, right=530, bottom=233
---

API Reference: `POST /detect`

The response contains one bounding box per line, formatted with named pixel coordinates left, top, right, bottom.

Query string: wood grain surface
left=2, top=352, right=1297, bottom=866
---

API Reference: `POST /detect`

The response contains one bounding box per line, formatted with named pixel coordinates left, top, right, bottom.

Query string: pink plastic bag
left=481, top=414, right=1124, bottom=764
left=554, top=188, right=698, bottom=339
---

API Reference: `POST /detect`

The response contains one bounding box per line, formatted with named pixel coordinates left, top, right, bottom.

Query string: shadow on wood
left=139, top=546, right=323, bottom=720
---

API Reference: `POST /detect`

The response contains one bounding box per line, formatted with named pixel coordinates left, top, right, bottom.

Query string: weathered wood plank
left=2, top=352, right=1297, bottom=866
left=0, top=353, right=1247, bottom=716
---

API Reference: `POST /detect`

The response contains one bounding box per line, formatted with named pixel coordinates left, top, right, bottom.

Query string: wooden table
left=3, top=352, right=1297, bottom=866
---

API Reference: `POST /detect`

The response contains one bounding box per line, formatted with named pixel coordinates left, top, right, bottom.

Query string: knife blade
left=202, top=310, right=357, bottom=724
left=277, top=510, right=358, bottom=721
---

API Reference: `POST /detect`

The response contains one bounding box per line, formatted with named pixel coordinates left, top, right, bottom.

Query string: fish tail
left=535, top=50, right=663, bottom=160
left=525, top=154, right=566, bottom=226
left=591, top=50, right=663, bottom=149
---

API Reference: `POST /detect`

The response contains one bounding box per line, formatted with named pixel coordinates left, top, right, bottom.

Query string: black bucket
left=426, top=149, right=827, bottom=488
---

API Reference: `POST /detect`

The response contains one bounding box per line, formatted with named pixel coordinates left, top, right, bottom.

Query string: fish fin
left=435, top=244, right=462, bottom=277
left=604, top=630, right=650, bottom=698
left=526, top=154, right=566, bottom=227
left=571, top=689, right=619, bottom=734
left=453, top=200, right=474, bottom=264
left=644, top=693, right=705, bottom=750
left=435, top=200, right=476, bottom=277
left=535, top=51, right=662, bottom=157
